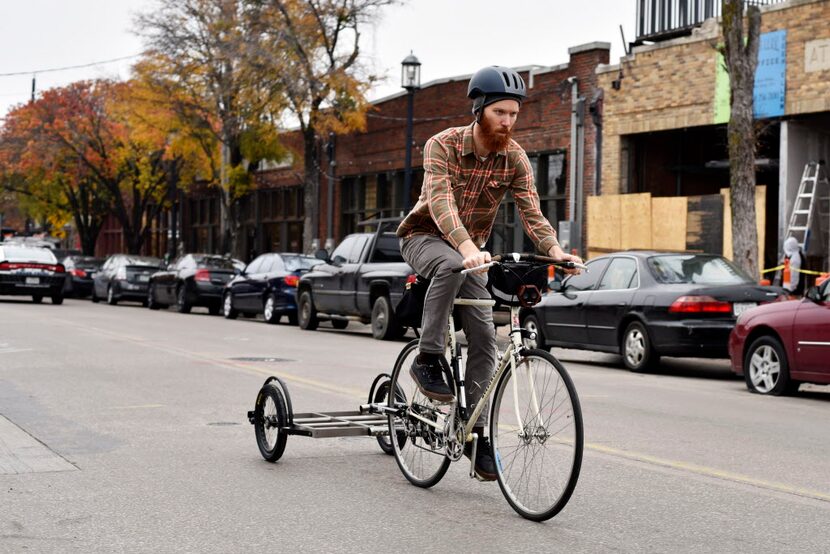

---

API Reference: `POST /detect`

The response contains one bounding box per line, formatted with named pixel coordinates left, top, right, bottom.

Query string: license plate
left=137, top=275, right=150, bottom=282
left=25, top=277, right=39, bottom=285
left=733, top=302, right=757, bottom=316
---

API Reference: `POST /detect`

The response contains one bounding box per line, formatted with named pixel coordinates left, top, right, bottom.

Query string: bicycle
left=385, top=253, right=585, bottom=521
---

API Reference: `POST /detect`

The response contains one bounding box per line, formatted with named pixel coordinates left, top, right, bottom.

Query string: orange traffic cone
left=782, top=258, right=791, bottom=296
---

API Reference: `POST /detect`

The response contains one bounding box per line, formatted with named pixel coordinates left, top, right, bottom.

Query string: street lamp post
left=401, top=52, right=421, bottom=213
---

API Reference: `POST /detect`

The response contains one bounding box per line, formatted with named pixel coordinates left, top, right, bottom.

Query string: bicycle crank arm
left=468, top=432, right=479, bottom=479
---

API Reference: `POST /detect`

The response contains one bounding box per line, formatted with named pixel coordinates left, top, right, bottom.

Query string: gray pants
left=400, top=234, right=496, bottom=426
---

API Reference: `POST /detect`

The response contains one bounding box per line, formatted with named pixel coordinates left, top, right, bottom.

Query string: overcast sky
left=0, top=0, right=636, bottom=118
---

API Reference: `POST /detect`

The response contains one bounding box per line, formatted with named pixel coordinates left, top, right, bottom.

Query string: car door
left=250, top=255, right=276, bottom=311
left=157, top=257, right=182, bottom=304
left=586, top=256, right=639, bottom=348
left=336, top=235, right=370, bottom=314
left=792, top=280, right=830, bottom=377
left=543, top=257, right=610, bottom=346
left=314, top=235, right=361, bottom=313
left=236, top=256, right=266, bottom=310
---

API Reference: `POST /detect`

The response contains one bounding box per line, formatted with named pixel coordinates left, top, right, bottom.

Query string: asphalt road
left=1, top=297, right=828, bottom=553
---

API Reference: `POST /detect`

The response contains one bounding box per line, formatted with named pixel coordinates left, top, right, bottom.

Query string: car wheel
left=744, top=335, right=798, bottom=396
left=51, top=294, right=64, bottom=305
left=298, top=291, right=319, bottom=330
left=32, top=295, right=43, bottom=304
left=521, top=313, right=547, bottom=350
left=107, top=285, right=118, bottom=305
left=331, top=319, right=349, bottom=330
left=223, top=291, right=238, bottom=320
left=264, top=294, right=281, bottom=324
left=176, top=285, right=191, bottom=314
left=621, top=321, right=659, bottom=372
left=371, top=295, right=405, bottom=341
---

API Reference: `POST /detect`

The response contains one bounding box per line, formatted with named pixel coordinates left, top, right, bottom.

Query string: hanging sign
left=753, top=29, right=787, bottom=119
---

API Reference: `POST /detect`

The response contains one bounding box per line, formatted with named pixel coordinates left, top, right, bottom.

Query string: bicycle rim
left=490, top=349, right=583, bottom=521
left=388, top=339, right=451, bottom=488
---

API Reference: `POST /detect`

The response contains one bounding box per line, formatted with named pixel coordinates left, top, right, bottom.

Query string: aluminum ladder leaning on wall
left=785, top=161, right=830, bottom=253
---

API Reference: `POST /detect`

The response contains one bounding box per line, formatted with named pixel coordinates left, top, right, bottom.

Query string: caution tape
left=761, top=265, right=828, bottom=276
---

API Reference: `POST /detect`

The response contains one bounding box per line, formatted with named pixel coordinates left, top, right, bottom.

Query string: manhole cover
left=207, top=422, right=241, bottom=426
left=228, top=357, right=294, bottom=363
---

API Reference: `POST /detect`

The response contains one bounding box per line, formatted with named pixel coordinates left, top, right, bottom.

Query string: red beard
left=479, top=115, right=512, bottom=152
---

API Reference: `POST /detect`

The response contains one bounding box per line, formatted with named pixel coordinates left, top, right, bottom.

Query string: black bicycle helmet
left=467, top=66, right=527, bottom=115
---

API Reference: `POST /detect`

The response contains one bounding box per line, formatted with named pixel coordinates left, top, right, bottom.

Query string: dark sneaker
left=465, top=436, right=498, bottom=481
left=409, top=357, right=454, bottom=402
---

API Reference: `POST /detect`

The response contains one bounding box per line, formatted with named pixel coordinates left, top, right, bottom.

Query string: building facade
left=596, top=0, right=830, bottom=271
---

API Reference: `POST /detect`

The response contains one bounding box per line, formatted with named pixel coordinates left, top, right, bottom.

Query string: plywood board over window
left=620, top=193, right=652, bottom=250
left=721, top=186, right=766, bottom=266
left=587, top=194, right=621, bottom=259
left=651, top=197, right=687, bottom=251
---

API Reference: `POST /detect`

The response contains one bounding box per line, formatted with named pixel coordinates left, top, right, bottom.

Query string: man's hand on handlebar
left=458, top=240, right=492, bottom=274
left=548, top=244, right=583, bottom=275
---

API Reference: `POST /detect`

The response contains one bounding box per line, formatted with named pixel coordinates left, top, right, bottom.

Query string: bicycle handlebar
left=451, top=253, right=588, bottom=274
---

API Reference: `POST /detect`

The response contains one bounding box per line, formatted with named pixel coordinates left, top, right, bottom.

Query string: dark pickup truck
left=296, top=219, right=413, bottom=340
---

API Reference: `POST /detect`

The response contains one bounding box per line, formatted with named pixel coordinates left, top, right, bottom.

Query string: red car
left=729, top=279, right=830, bottom=395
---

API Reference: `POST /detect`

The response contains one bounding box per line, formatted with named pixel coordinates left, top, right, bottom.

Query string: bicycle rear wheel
left=387, top=339, right=451, bottom=488
left=490, top=349, right=583, bottom=521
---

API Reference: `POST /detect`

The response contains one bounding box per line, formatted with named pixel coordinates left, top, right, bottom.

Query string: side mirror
left=548, top=280, right=563, bottom=293
left=806, top=286, right=822, bottom=303
left=332, top=255, right=346, bottom=266
left=314, top=248, right=329, bottom=261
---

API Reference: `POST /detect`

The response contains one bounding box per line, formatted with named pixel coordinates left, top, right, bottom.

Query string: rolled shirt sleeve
left=422, top=137, right=472, bottom=248
left=510, top=151, right=560, bottom=254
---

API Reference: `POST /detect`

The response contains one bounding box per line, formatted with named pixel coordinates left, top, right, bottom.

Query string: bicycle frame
left=406, top=299, right=541, bottom=443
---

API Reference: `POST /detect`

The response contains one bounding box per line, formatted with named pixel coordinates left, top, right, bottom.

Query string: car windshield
left=282, top=255, right=322, bottom=272
left=647, top=254, right=752, bottom=285
left=74, top=257, right=104, bottom=268
left=194, top=256, right=236, bottom=270
left=2, top=246, right=57, bottom=263
left=124, top=256, right=162, bottom=267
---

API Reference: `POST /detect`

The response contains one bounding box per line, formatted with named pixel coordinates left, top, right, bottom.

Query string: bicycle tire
left=387, top=339, right=451, bottom=488
left=254, top=383, right=288, bottom=462
left=490, top=348, right=583, bottom=521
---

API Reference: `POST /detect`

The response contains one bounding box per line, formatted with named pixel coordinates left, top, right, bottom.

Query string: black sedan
left=520, top=251, right=785, bottom=371
left=92, top=255, right=164, bottom=306
left=0, top=245, right=66, bottom=304
left=147, top=254, right=238, bottom=314
left=223, top=253, right=322, bottom=324
left=62, top=255, right=104, bottom=298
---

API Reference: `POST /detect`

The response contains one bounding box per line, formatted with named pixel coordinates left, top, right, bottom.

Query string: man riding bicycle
left=396, top=65, right=582, bottom=481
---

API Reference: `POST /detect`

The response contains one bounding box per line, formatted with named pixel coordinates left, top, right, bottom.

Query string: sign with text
left=805, top=39, right=830, bottom=73
left=753, top=30, right=787, bottom=119
left=713, top=30, right=788, bottom=123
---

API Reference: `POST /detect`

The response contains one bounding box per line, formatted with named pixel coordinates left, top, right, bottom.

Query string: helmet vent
left=502, top=72, right=510, bottom=88
left=512, top=74, right=519, bottom=89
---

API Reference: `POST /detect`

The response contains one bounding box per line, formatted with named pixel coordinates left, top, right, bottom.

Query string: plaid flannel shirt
left=397, top=122, right=559, bottom=253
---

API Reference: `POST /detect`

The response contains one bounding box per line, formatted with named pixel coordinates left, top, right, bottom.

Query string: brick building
left=595, top=0, right=830, bottom=271
left=117, top=42, right=610, bottom=262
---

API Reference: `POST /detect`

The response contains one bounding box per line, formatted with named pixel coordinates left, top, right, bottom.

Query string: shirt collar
left=462, top=122, right=508, bottom=158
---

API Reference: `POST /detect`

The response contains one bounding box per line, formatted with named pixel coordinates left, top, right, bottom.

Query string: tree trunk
left=723, top=0, right=761, bottom=279
left=302, top=128, right=320, bottom=254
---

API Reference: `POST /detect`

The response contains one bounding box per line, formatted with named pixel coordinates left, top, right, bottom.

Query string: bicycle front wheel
left=387, top=339, right=451, bottom=488
left=490, top=348, right=583, bottom=521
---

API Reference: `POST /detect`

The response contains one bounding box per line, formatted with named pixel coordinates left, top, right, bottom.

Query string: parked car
left=728, top=278, right=830, bottom=395
left=62, top=255, right=104, bottom=298
left=520, top=251, right=785, bottom=371
left=92, top=255, right=164, bottom=305
left=148, top=254, right=238, bottom=314
left=296, top=219, right=413, bottom=340
left=0, top=245, right=66, bottom=304
left=223, top=253, right=322, bottom=323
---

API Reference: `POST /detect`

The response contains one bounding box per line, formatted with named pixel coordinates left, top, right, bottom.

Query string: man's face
left=479, top=99, right=520, bottom=152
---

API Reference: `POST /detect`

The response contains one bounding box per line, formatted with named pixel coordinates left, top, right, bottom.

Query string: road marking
left=586, top=443, right=830, bottom=504
left=0, top=348, right=33, bottom=355
left=42, top=317, right=830, bottom=503
left=109, top=404, right=165, bottom=410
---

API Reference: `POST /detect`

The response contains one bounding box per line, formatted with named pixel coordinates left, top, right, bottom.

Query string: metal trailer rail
left=247, top=374, right=400, bottom=461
